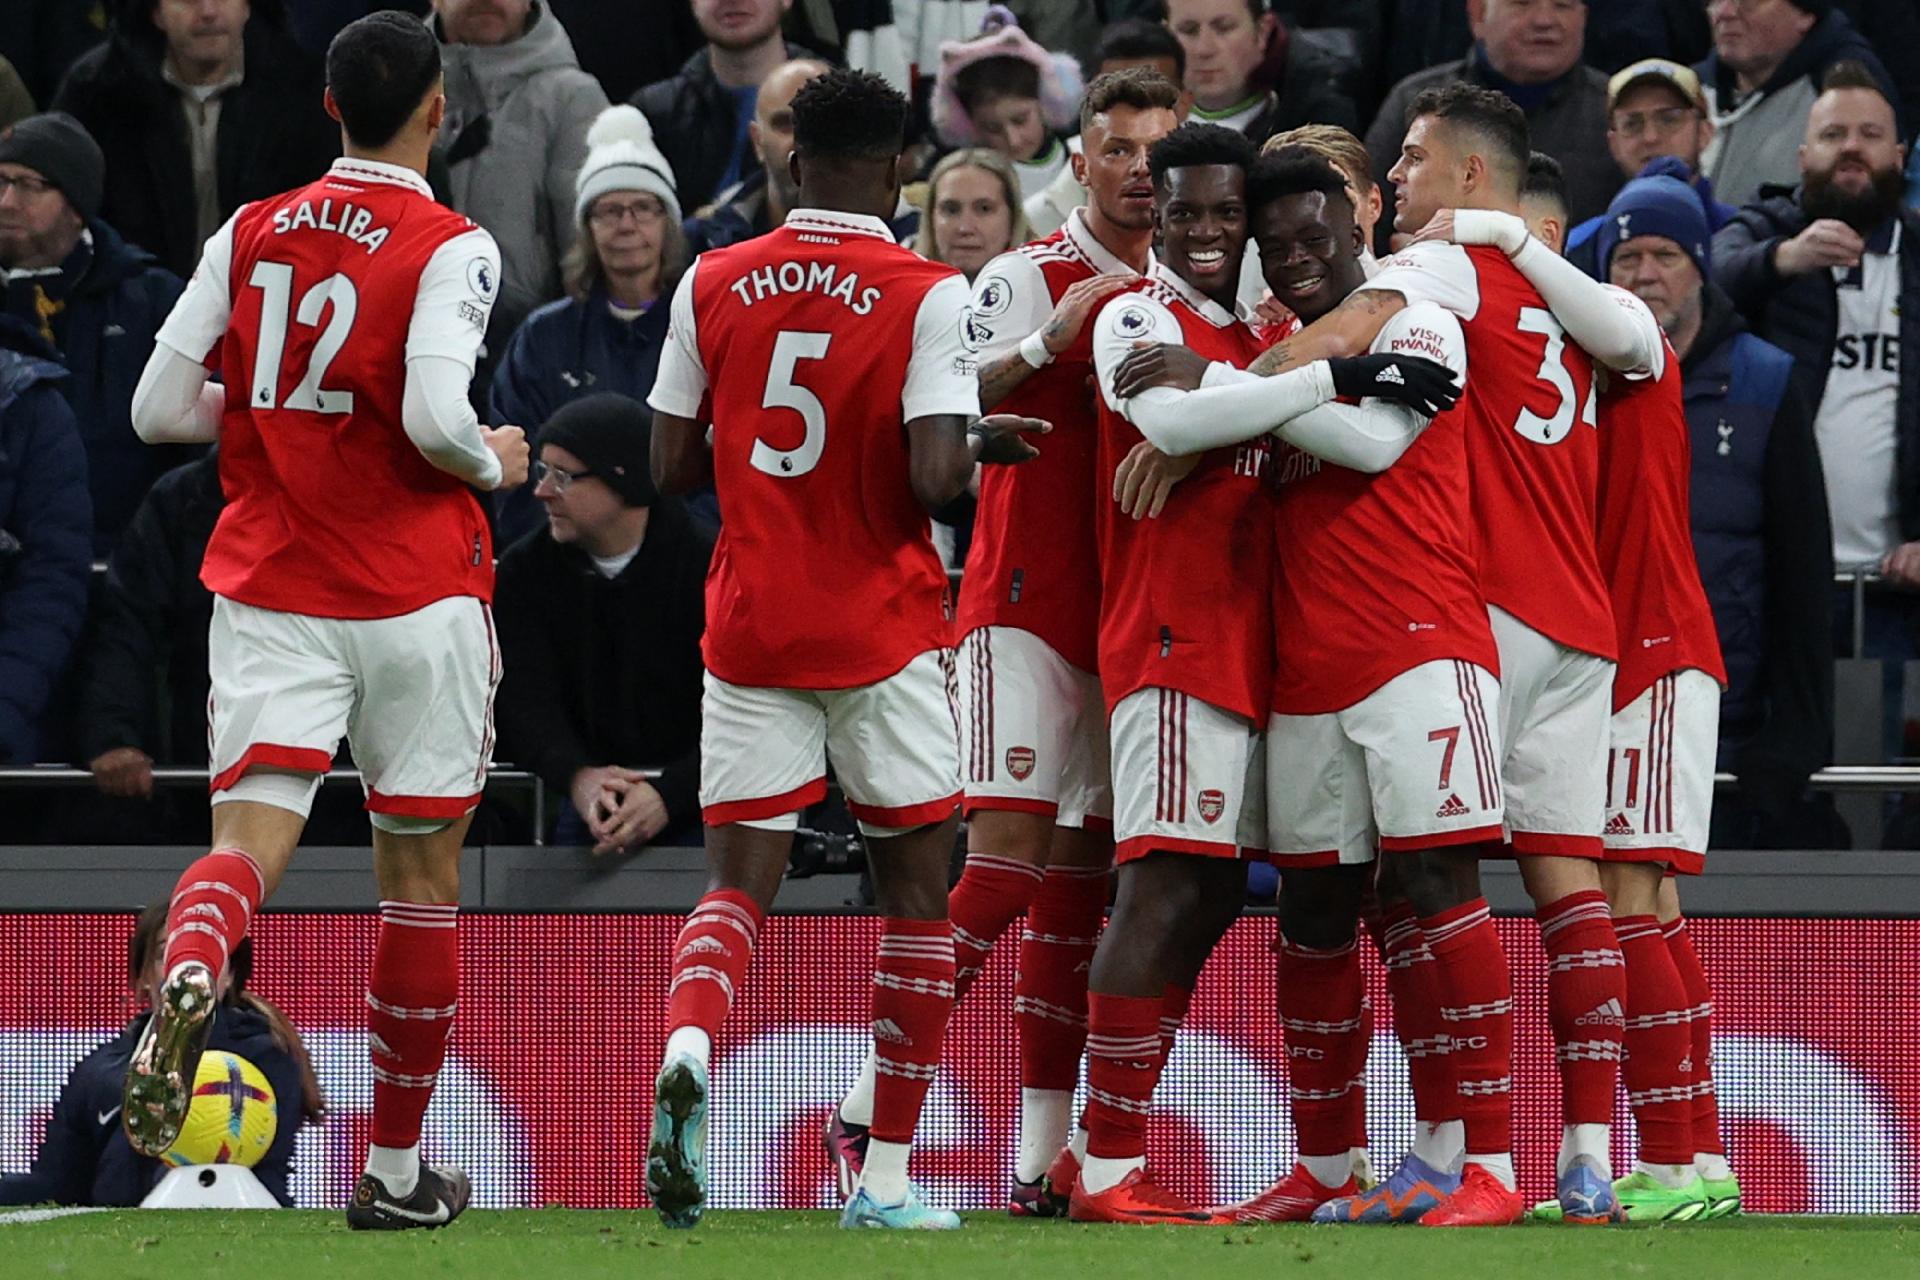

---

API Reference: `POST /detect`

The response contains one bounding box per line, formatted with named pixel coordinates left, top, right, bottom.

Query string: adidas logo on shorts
left=1435, top=793, right=1471, bottom=819
left=1577, top=998, right=1626, bottom=1028
left=1605, top=812, right=1636, bottom=836
left=1376, top=363, right=1405, bottom=385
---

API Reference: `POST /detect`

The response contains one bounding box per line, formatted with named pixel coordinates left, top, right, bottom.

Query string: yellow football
left=158, top=1050, right=278, bottom=1168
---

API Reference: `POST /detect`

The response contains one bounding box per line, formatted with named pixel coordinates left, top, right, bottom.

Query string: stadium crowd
left=0, top=0, right=1914, bottom=856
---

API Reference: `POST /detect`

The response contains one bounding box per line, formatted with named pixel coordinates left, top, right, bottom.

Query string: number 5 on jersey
left=247, top=260, right=359, bottom=414
left=754, top=330, right=833, bottom=478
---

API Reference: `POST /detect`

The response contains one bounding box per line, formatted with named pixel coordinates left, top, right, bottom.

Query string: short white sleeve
left=903, top=272, right=983, bottom=421
left=154, top=209, right=240, bottom=362
left=647, top=257, right=708, bottom=419
left=960, top=250, right=1052, bottom=364
left=405, top=228, right=501, bottom=371
left=1091, top=292, right=1184, bottom=413
left=1357, top=241, right=1482, bottom=322
left=1373, top=301, right=1469, bottom=384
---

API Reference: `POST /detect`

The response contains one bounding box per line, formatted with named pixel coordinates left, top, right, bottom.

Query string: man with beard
left=1712, top=62, right=1918, bottom=764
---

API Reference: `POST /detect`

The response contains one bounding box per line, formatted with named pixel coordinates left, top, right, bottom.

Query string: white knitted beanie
left=574, top=105, right=681, bottom=227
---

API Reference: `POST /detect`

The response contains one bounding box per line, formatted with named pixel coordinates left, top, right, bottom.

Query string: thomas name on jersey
left=268, top=197, right=394, bottom=254
left=725, top=259, right=884, bottom=315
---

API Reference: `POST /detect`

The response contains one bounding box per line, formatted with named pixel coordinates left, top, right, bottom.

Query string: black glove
left=1327, top=353, right=1462, bottom=418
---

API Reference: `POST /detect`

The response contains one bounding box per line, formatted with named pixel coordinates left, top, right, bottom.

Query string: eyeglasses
left=589, top=198, right=668, bottom=228
left=533, top=460, right=594, bottom=492
left=0, top=173, right=57, bottom=199
left=1611, top=105, right=1697, bottom=136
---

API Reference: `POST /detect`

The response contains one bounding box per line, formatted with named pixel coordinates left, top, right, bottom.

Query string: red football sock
left=868, top=918, right=956, bottom=1145
left=1154, top=982, right=1192, bottom=1071
left=1664, top=916, right=1723, bottom=1156
left=163, top=848, right=266, bottom=980
left=1277, top=935, right=1368, bottom=1158
left=1016, top=865, right=1106, bottom=1092
left=1614, top=915, right=1694, bottom=1165
left=948, top=853, right=1045, bottom=1000
left=1537, top=890, right=1626, bottom=1126
left=1083, top=992, right=1164, bottom=1160
left=367, top=901, right=459, bottom=1149
left=1380, top=905, right=1457, bottom=1126
left=1421, top=898, right=1513, bottom=1157
left=665, top=889, right=763, bottom=1038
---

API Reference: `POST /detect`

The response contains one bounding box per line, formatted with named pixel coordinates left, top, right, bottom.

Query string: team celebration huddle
left=122, top=8, right=1735, bottom=1238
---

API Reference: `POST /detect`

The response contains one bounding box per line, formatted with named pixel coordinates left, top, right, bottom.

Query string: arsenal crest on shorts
left=1006, top=747, right=1036, bottom=781
left=1197, top=789, right=1226, bottom=824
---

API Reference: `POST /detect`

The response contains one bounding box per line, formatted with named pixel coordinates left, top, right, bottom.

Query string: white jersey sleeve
left=1357, top=241, right=1483, bottom=321
left=154, top=209, right=240, bottom=362
left=405, top=228, right=501, bottom=372
left=961, top=250, right=1053, bottom=365
left=647, top=257, right=708, bottom=419
left=1091, top=292, right=1185, bottom=413
left=1504, top=236, right=1665, bottom=379
left=903, top=272, right=984, bottom=421
left=1597, top=283, right=1667, bottom=382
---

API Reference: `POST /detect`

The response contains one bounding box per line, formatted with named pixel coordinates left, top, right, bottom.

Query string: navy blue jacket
left=0, top=343, right=91, bottom=764
left=1712, top=193, right=1920, bottom=542
left=1683, top=285, right=1833, bottom=781
left=8, top=220, right=191, bottom=556
left=488, top=288, right=681, bottom=545
left=0, top=1003, right=304, bottom=1207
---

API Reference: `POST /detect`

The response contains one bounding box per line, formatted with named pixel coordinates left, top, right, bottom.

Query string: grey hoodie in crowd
left=433, top=1, right=608, bottom=355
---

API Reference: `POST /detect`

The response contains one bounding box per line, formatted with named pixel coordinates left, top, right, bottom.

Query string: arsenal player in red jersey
left=643, top=69, right=1045, bottom=1232
left=121, top=13, right=529, bottom=1230
left=827, top=69, right=1181, bottom=1216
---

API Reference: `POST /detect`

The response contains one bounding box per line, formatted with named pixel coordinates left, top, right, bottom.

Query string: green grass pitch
left=7, top=1210, right=1917, bottom=1279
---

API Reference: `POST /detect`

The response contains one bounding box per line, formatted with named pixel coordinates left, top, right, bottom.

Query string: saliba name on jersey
left=725, top=259, right=883, bottom=315
left=269, top=198, right=393, bottom=254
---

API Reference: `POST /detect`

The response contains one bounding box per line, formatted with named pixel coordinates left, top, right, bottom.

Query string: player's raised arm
left=968, top=249, right=1135, bottom=412
left=1245, top=282, right=1407, bottom=376
left=1420, top=206, right=1664, bottom=377
left=646, top=258, right=714, bottom=496
left=132, top=211, right=239, bottom=444
left=401, top=228, right=525, bottom=489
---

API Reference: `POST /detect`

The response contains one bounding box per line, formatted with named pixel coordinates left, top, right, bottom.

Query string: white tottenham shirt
left=1816, top=219, right=1904, bottom=570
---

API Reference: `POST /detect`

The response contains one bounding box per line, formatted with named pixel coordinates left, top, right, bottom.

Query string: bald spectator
left=632, top=0, right=820, bottom=215
left=433, top=0, right=609, bottom=357
left=1711, top=66, right=1918, bottom=762
left=1367, top=0, right=1616, bottom=248
left=1696, top=0, right=1897, bottom=209
left=51, top=0, right=337, bottom=280
left=686, top=58, right=829, bottom=254
left=1565, top=58, right=1734, bottom=276
left=1163, top=0, right=1357, bottom=144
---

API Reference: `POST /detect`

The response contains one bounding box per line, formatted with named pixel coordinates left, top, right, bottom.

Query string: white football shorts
left=1489, top=606, right=1611, bottom=857
left=700, top=649, right=962, bottom=836
left=207, top=594, right=498, bottom=819
left=1604, top=668, right=1721, bottom=875
left=1109, top=686, right=1265, bottom=864
left=957, top=625, right=1113, bottom=828
left=1266, top=659, right=1505, bottom=866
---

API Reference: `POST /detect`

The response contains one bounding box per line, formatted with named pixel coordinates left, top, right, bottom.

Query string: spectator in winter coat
left=1163, top=0, right=1359, bottom=146
left=1368, top=0, right=1616, bottom=249
left=1696, top=0, right=1898, bottom=209
left=494, top=394, right=710, bottom=853
left=0, top=901, right=322, bottom=1207
left=1711, top=67, right=1917, bottom=762
left=491, top=105, right=704, bottom=546
left=433, top=0, right=609, bottom=356
left=632, top=0, right=819, bottom=216
left=51, top=0, right=337, bottom=280
left=684, top=58, right=830, bottom=255
left=0, top=113, right=190, bottom=555
left=1599, top=174, right=1833, bottom=846
left=0, top=336, right=89, bottom=766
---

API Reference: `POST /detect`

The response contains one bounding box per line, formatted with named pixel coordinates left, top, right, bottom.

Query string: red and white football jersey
left=155, top=158, right=501, bottom=619
left=1595, top=311, right=1727, bottom=707
left=955, top=209, right=1147, bottom=672
left=1091, top=263, right=1272, bottom=719
left=1266, top=302, right=1499, bottom=714
left=1359, top=243, right=1615, bottom=660
left=648, top=209, right=981, bottom=690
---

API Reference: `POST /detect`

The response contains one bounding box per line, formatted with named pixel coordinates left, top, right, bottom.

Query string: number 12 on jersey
left=247, top=260, right=359, bottom=414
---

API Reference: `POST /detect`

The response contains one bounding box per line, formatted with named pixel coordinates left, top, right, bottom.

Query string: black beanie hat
left=538, top=393, right=657, bottom=508
left=0, top=113, right=104, bottom=221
